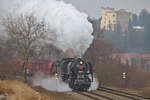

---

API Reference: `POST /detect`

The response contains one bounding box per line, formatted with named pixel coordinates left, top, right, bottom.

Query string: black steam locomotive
left=53, top=58, right=93, bottom=91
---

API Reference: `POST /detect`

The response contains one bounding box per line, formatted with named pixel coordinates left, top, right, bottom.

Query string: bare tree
left=84, top=39, right=113, bottom=65
left=2, top=14, right=52, bottom=82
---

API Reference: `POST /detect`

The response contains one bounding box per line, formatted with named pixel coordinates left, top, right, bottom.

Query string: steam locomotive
left=51, top=58, right=93, bottom=91
left=23, top=57, right=93, bottom=91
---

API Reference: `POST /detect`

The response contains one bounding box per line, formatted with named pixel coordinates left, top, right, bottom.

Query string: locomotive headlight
left=80, top=61, right=83, bottom=65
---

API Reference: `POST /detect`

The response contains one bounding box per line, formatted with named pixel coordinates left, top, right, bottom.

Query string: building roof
left=112, top=53, right=150, bottom=60
left=101, top=7, right=114, bottom=10
left=133, top=26, right=144, bottom=30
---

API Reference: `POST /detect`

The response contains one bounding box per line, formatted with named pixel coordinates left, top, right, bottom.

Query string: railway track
left=98, top=86, right=150, bottom=100
left=74, top=87, right=150, bottom=100
left=75, top=91, right=115, bottom=100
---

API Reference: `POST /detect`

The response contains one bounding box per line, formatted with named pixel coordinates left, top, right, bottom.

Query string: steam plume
left=31, top=72, right=72, bottom=92
left=9, top=0, right=93, bottom=56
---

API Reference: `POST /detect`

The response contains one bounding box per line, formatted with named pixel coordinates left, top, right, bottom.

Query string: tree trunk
left=24, top=60, right=28, bottom=83
left=24, top=52, right=29, bottom=83
left=24, top=63, right=27, bottom=83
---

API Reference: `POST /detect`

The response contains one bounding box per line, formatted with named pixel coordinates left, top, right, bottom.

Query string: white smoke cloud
left=31, top=72, right=98, bottom=92
left=8, top=0, right=93, bottom=56
left=31, top=72, right=72, bottom=92
left=89, top=76, right=99, bottom=91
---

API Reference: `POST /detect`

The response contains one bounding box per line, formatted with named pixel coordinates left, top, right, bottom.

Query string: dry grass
left=33, top=86, right=76, bottom=100
left=0, top=80, right=41, bottom=100
left=0, top=80, right=75, bottom=100
left=141, top=88, right=150, bottom=97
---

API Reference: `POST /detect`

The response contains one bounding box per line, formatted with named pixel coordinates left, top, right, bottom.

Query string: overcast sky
left=63, top=0, right=150, bottom=18
left=0, top=0, right=150, bottom=18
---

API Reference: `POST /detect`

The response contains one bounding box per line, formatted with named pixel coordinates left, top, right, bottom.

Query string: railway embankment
left=0, top=80, right=75, bottom=100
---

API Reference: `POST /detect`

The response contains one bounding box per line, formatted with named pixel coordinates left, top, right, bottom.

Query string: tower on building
left=100, top=8, right=132, bottom=32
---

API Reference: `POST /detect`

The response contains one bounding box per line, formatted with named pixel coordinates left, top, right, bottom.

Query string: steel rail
left=86, top=91, right=115, bottom=100
left=75, top=91, right=102, bottom=100
left=99, top=86, right=150, bottom=100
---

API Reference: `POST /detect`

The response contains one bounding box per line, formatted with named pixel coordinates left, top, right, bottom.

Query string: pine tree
left=132, top=14, right=139, bottom=26
left=139, top=9, right=149, bottom=26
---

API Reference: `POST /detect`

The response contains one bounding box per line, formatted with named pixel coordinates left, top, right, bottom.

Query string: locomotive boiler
left=51, top=58, right=93, bottom=91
